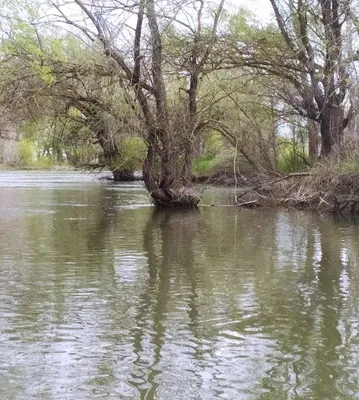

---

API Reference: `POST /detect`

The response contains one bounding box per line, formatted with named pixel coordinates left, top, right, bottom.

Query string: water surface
left=0, top=171, right=358, bottom=399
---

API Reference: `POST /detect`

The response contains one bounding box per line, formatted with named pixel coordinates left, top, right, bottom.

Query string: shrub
left=277, top=142, right=308, bottom=172
left=193, top=155, right=217, bottom=175
left=17, top=139, right=36, bottom=167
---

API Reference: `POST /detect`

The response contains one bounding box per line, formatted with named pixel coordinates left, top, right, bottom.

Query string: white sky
left=234, top=0, right=274, bottom=23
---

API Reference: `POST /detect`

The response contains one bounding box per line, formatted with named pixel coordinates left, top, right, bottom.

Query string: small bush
left=33, top=157, right=55, bottom=169
left=17, top=139, right=36, bottom=167
left=193, top=155, right=217, bottom=174
left=16, top=140, right=58, bottom=169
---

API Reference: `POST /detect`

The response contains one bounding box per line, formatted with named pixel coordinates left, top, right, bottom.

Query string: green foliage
left=229, top=8, right=284, bottom=51
left=4, top=22, right=43, bottom=57
left=17, top=139, right=36, bottom=166
left=110, top=137, right=147, bottom=172
left=66, top=145, right=99, bottom=167
left=333, top=154, right=359, bottom=173
left=33, top=156, right=55, bottom=169
left=277, top=142, right=308, bottom=173
left=203, top=131, right=223, bottom=156
left=20, top=120, right=46, bottom=140
left=193, top=155, right=218, bottom=175
left=16, top=139, right=56, bottom=169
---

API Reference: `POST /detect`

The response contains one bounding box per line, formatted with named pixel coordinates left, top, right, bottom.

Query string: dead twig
left=237, top=172, right=311, bottom=201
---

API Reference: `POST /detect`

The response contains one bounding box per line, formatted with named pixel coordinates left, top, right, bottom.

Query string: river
left=0, top=171, right=358, bottom=399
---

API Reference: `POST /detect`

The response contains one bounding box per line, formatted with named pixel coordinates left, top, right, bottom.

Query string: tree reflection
left=3, top=183, right=359, bottom=399
left=255, top=213, right=359, bottom=398
left=129, top=209, right=202, bottom=398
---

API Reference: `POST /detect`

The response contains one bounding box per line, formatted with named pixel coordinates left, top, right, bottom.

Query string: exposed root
left=112, top=170, right=141, bottom=181
left=150, top=186, right=201, bottom=208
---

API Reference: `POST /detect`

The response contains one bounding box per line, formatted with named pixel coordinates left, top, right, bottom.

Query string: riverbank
left=0, top=163, right=76, bottom=171
left=0, top=164, right=16, bottom=171
left=235, top=163, right=359, bottom=214
left=3, top=162, right=359, bottom=214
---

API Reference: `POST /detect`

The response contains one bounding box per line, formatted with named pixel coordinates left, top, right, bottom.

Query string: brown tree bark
left=320, top=106, right=344, bottom=157
left=308, top=119, right=319, bottom=163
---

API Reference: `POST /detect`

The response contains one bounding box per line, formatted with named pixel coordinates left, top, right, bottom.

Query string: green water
left=0, top=171, right=358, bottom=399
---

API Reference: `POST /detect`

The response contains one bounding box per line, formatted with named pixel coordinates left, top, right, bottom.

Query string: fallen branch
left=237, top=172, right=311, bottom=201
left=237, top=200, right=261, bottom=208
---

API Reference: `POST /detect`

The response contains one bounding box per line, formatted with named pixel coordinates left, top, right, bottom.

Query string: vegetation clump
left=236, top=155, right=359, bottom=214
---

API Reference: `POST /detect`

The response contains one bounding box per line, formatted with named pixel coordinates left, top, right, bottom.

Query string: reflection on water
left=0, top=171, right=359, bottom=399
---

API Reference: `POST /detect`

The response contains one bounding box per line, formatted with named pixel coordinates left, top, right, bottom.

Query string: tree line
left=1, top=0, right=359, bottom=207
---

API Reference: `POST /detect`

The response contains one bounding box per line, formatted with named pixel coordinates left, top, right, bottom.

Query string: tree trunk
left=320, top=106, right=344, bottom=157
left=87, top=110, right=137, bottom=181
left=308, top=119, right=319, bottom=163
left=140, top=0, right=201, bottom=208
left=143, top=160, right=201, bottom=208
left=95, top=122, right=118, bottom=162
left=142, top=130, right=201, bottom=208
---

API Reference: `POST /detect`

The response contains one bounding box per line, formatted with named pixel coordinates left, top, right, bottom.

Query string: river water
left=0, top=171, right=358, bottom=399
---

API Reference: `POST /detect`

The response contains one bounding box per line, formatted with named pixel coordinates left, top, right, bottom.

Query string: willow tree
left=51, top=0, right=225, bottom=207
left=229, top=0, right=359, bottom=157
left=0, top=12, right=145, bottom=178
